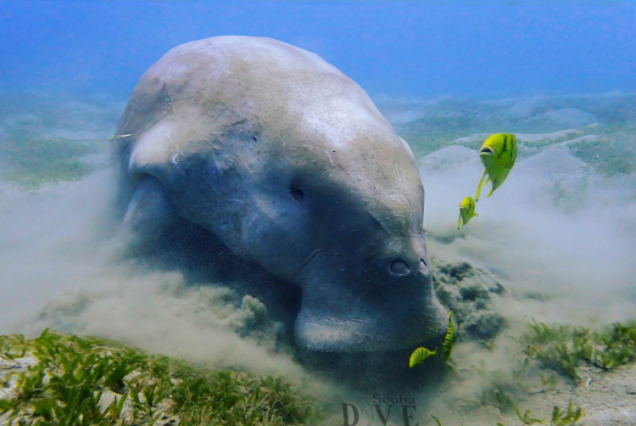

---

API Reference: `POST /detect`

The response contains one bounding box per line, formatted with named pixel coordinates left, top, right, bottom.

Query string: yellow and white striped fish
left=408, top=310, right=456, bottom=368
left=409, top=346, right=439, bottom=368
left=458, top=197, right=478, bottom=230
left=475, top=133, right=517, bottom=201
left=443, top=311, right=455, bottom=362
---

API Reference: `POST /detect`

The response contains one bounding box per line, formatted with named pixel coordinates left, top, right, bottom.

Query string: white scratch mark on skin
left=324, top=150, right=334, bottom=167
left=423, top=200, right=427, bottom=229
left=172, top=150, right=186, bottom=175
left=109, top=133, right=134, bottom=142
left=316, top=74, right=325, bottom=83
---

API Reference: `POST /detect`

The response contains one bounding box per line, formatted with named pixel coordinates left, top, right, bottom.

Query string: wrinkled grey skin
left=112, top=36, right=447, bottom=352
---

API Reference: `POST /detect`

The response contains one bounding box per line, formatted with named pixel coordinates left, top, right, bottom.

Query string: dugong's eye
left=289, top=186, right=304, bottom=202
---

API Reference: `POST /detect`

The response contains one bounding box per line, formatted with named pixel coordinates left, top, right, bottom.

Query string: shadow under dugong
left=111, top=36, right=448, bottom=353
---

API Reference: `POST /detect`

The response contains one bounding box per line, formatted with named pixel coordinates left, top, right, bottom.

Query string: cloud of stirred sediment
left=420, top=146, right=636, bottom=326
left=0, top=170, right=316, bottom=375
left=1, top=93, right=636, bottom=425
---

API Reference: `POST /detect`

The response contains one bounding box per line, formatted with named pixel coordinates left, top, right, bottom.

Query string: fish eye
left=289, top=186, right=304, bottom=202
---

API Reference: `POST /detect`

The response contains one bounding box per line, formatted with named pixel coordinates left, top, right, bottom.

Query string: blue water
left=2, top=5, right=636, bottom=424
left=1, top=1, right=635, bottom=99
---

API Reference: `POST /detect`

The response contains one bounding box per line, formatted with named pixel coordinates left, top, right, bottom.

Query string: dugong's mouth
left=293, top=291, right=448, bottom=353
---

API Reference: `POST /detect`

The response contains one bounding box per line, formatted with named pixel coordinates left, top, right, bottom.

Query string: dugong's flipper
left=122, top=178, right=178, bottom=242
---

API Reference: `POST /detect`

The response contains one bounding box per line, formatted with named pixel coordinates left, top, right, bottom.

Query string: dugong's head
left=113, top=36, right=448, bottom=352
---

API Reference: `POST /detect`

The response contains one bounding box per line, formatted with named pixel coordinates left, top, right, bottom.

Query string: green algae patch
left=431, top=400, right=584, bottom=426
left=567, top=139, right=635, bottom=176
left=520, top=321, right=636, bottom=381
left=560, top=122, right=636, bottom=176
left=0, top=330, right=318, bottom=426
left=0, top=130, right=99, bottom=189
left=428, top=319, right=636, bottom=426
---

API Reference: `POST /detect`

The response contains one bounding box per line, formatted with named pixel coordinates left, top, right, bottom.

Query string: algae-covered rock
left=431, top=258, right=505, bottom=340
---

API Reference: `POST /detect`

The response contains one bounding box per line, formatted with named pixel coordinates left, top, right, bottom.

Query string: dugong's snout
left=293, top=246, right=448, bottom=353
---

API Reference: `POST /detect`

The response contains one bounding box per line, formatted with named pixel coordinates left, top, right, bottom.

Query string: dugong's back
left=114, top=36, right=411, bottom=205
left=113, top=36, right=447, bottom=353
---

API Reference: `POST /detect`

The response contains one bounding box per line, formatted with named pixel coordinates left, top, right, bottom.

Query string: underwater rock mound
left=539, top=108, right=597, bottom=129
left=430, top=258, right=505, bottom=340
left=380, top=93, right=636, bottom=139
left=417, top=145, right=481, bottom=172
left=515, top=129, right=580, bottom=144
left=510, top=107, right=597, bottom=131
left=512, top=147, right=590, bottom=211
left=516, top=147, right=588, bottom=179
left=504, top=96, right=547, bottom=120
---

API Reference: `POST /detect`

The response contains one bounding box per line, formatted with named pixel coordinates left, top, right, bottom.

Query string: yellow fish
left=409, top=346, right=439, bottom=368
left=443, top=311, right=455, bottom=362
left=458, top=197, right=478, bottom=230
left=408, top=311, right=456, bottom=368
left=475, top=133, right=517, bottom=201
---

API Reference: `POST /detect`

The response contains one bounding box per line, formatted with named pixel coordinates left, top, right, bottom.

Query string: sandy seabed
left=0, top=91, right=635, bottom=425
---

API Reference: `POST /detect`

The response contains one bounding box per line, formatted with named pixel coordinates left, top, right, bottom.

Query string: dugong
left=111, top=36, right=447, bottom=352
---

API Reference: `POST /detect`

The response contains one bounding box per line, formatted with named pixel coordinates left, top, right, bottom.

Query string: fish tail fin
left=487, top=186, right=496, bottom=197
left=475, top=170, right=488, bottom=202
left=472, top=212, right=478, bottom=218
left=457, top=214, right=462, bottom=230
left=432, top=347, right=439, bottom=357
